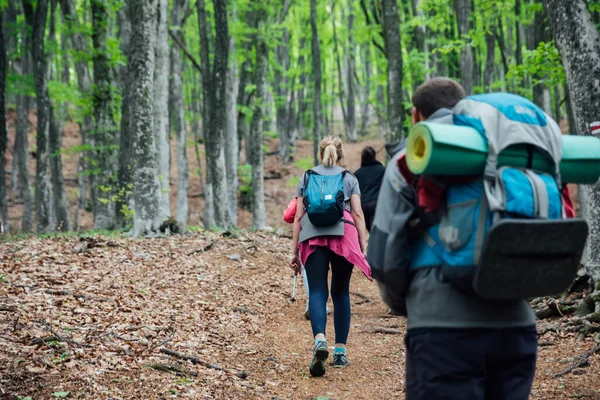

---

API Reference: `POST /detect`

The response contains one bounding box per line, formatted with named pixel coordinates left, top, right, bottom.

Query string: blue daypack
left=303, top=170, right=347, bottom=226
left=409, top=93, right=588, bottom=300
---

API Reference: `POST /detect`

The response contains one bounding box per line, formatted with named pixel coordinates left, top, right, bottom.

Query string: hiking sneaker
left=333, top=352, right=350, bottom=368
left=309, top=340, right=329, bottom=377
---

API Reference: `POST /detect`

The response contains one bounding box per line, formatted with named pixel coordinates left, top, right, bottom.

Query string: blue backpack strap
left=303, top=169, right=317, bottom=194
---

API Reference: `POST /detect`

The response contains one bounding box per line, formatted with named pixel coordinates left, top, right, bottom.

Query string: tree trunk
left=191, top=75, right=205, bottom=197
left=542, top=0, right=600, bottom=313
left=116, top=7, right=134, bottom=228
left=48, top=112, right=71, bottom=232
left=454, top=0, right=473, bottom=95
left=375, top=59, right=387, bottom=140
left=296, top=38, right=308, bottom=140
left=0, top=13, right=8, bottom=232
left=331, top=0, right=349, bottom=139
left=484, top=31, right=495, bottom=92
left=59, top=0, right=92, bottom=213
left=116, top=0, right=131, bottom=88
left=129, top=0, right=161, bottom=237
left=432, top=42, right=447, bottom=77
left=6, top=1, right=19, bottom=193
left=411, top=0, right=430, bottom=81
left=14, top=61, right=33, bottom=232
left=382, top=0, right=404, bottom=142
left=310, top=0, right=323, bottom=165
left=23, top=0, right=55, bottom=234
left=565, top=84, right=576, bottom=134
left=358, top=45, right=371, bottom=136
left=248, top=14, right=268, bottom=230
left=531, top=3, right=551, bottom=115
left=237, top=58, right=251, bottom=162
left=171, top=0, right=189, bottom=230
left=515, top=0, right=523, bottom=71
left=196, top=0, right=215, bottom=227
left=206, top=0, right=231, bottom=228
left=346, top=11, right=357, bottom=142
left=331, top=1, right=357, bottom=143
left=225, top=21, right=238, bottom=227
left=46, top=1, right=70, bottom=232
left=90, top=0, right=120, bottom=230
left=153, top=0, right=171, bottom=223
left=275, top=30, right=291, bottom=161
left=495, top=16, right=510, bottom=89
left=116, top=74, right=134, bottom=229
left=285, top=80, right=297, bottom=158
left=552, top=85, right=561, bottom=122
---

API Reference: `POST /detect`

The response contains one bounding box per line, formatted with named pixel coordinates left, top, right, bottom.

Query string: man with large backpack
left=368, top=78, right=541, bottom=399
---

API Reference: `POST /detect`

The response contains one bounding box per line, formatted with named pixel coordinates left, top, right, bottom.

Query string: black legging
left=304, top=246, right=354, bottom=344
left=362, top=201, right=377, bottom=232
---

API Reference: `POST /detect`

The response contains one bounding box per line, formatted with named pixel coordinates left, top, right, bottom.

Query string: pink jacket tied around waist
left=283, top=198, right=372, bottom=279
left=300, top=212, right=372, bottom=280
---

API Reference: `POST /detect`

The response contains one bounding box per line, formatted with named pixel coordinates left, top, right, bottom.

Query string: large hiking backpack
left=303, top=170, right=347, bottom=226
left=417, top=93, right=589, bottom=300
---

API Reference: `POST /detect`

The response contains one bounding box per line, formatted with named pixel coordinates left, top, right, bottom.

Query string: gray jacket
left=368, top=108, right=536, bottom=329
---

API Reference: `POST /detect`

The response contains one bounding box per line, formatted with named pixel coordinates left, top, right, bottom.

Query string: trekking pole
left=291, top=273, right=297, bottom=303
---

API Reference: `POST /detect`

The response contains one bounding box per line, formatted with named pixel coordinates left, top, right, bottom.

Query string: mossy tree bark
left=543, top=0, right=600, bottom=320
left=170, top=0, right=189, bottom=231
left=23, top=0, right=55, bottom=234
left=129, top=0, right=161, bottom=237
left=0, top=11, right=8, bottom=232
left=248, top=6, right=268, bottom=230
left=310, top=0, right=323, bottom=165
left=382, top=0, right=404, bottom=142
left=154, top=0, right=171, bottom=224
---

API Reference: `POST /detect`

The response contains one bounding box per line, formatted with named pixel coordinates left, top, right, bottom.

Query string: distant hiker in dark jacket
left=354, top=146, right=385, bottom=232
left=367, top=77, right=538, bottom=400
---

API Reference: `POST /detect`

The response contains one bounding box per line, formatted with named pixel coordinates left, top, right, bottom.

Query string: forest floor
left=2, top=113, right=598, bottom=399
left=1, top=231, right=600, bottom=399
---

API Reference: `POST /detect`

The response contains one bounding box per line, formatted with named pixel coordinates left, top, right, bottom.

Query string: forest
left=0, top=0, right=598, bottom=236
left=1, top=0, right=600, bottom=398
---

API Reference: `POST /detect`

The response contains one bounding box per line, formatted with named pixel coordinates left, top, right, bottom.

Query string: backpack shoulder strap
left=303, top=169, right=317, bottom=187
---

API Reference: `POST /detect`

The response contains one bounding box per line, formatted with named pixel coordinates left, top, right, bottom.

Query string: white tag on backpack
left=325, top=194, right=333, bottom=200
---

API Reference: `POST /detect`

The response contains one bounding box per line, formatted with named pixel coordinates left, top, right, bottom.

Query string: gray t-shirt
left=296, top=165, right=361, bottom=211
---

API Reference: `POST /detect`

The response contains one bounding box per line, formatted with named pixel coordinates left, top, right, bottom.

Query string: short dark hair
left=411, top=77, right=466, bottom=118
left=361, top=146, right=377, bottom=164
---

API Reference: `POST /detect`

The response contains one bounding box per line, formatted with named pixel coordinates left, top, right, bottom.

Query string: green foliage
left=293, top=156, right=314, bottom=171
left=51, top=392, right=70, bottom=398
left=6, top=72, right=35, bottom=98
left=507, top=41, right=566, bottom=87
left=286, top=176, right=299, bottom=188
left=49, top=81, right=81, bottom=108
left=263, top=130, right=278, bottom=139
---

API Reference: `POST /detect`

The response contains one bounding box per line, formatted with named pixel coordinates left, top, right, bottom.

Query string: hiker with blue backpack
left=288, top=135, right=371, bottom=377
left=369, top=77, right=587, bottom=400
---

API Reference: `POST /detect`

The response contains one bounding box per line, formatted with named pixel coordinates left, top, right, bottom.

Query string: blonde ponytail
left=322, top=144, right=338, bottom=167
left=318, top=136, right=344, bottom=167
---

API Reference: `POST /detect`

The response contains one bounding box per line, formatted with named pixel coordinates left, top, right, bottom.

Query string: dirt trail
left=1, top=232, right=599, bottom=399
left=246, top=271, right=407, bottom=400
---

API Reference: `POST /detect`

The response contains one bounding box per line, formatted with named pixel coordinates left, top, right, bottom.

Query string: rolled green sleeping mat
left=406, top=122, right=600, bottom=184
